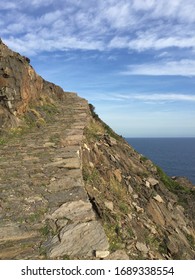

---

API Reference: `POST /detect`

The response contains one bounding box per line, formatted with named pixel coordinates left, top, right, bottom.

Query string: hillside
left=0, top=39, right=195, bottom=260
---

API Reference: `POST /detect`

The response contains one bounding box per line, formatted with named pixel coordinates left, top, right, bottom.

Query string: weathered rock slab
left=45, top=186, right=89, bottom=207
left=45, top=158, right=80, bottom=169
left=48, top=221, right=109, bottom=258
left=48, top=200, right=96, bottom=222
left=48, top=177, right=84, bottom=192
left=147, top=177, right=159, bottom=187
left=153, top=194, right=164, bottom=203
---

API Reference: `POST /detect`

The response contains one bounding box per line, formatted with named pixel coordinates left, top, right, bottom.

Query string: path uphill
left=1, top=39, right=195, bottom=260
left=0, top=93, right=109, bottom=259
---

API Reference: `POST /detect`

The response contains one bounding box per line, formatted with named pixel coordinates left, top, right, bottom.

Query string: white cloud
left=1, top=0, right=195, bottom=55
left=116, top=93, right=195, bottom=103
left=132, top=0, right=195, bottom=23
left=26, top=0, right=54, bottom=8
left=133, top=94, right=195, bottom=102
left=83, top=92, right=195, bottom=104
left=4, top=33, right=104, bottom=56
left=0, top=1, right=17, bottom=10
left=108, top=33, right=195, bottom=51
left=121, top=59, right=195, bottom=76
left=108, top=37, right=129, bottom=49
left=103, top=2, right=136, bottom=29
left=156, top=52, right=169, bottom=58
left=39, top=10, right=63, bottom=25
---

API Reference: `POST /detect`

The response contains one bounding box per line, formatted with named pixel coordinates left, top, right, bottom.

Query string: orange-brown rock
left=0, top=39, right=64, bottom=129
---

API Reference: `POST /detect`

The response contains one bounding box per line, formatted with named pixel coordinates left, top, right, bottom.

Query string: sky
left=1, top=0, right=195, bottom=137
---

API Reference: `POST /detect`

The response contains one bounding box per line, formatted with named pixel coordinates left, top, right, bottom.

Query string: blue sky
left=1, top=0, right=195, bottom=137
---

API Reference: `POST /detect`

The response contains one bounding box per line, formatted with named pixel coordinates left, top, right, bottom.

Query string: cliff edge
left=0, top=40, right=195, bottom=260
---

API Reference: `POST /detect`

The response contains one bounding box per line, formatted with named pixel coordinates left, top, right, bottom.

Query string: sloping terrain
left=0, top=40, right=195, bottom=259
left=82, top=110, right=195, bottom=259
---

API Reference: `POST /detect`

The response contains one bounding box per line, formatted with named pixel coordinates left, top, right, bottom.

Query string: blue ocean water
left=126, top=138, right=195, bottom=184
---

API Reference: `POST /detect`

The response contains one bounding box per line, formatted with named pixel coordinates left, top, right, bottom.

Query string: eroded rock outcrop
left=0, top=39, right=64, bottom=129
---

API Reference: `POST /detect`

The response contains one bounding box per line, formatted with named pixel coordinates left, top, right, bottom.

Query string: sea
left=126, top=138, right=195, bottom=185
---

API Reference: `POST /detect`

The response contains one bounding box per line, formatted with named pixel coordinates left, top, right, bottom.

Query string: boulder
left=153, top=194, right=164, bottom=203
left=145, top=181, right=150, bottom=188
left=135, top=242, right=149, bottom=254
left=95, top=250, right=110, bottom=258
left=147, top=177, right=159, bottom=187
left=114, top=169, right=122, bottom=182
left=104, top=201, right=114, bottom=211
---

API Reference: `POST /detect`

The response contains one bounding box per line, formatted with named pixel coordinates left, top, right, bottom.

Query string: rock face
left=0, top=40, right=195, bottom=260
left=0, top=39, right=64, bottom=129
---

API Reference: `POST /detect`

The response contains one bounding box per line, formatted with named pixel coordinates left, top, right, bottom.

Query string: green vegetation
left=89, top=103, right=99, bottom=120
left=109, top=177, right=128, bottom=202
left=158, top=239, right=168, bottom=255
left=23, top=112, right=38, bottom=128
left=119, top=202, right=129, bottom=215
left=84, top=125, right=101, bottom=142
left=104, top=222, right=124, bottom=252
left=156, top=165, right=195, bottom=209
left=27, top=207, right=48, bottom=224
left=185, top=233, right=195, bottom=249
left=49, top=133, right=60, bottom=144
left=40, top=225, right=51, bottom=237
left=40, top=103, right=59, bottom=116
left=0, top=138, right=6, bottom=145
left=0, top=101, right=60, bottom=145
left=28, top=212, right=42, bottom=223
left=88, top=103, right=122, bottom=140
left=140, top=155, right=148, bottom=162
left=156, top=165, right=190, bottom=193
left=23, top=104, right=58, bottom=128
left=83, top=168, right=100, bottom=184
left=126, top=227, right=135, bottom=238
left=145, top=234, right=160, bottom=249
left=62, top=255, right=70, bottom=260
left=0, top=127, right=28, bottom=146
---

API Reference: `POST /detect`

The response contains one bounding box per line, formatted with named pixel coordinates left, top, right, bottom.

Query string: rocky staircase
left=0, top=93, right=109, bottom=259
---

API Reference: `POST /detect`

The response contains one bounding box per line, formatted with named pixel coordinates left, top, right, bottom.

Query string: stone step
left=0, top=98, right=109, bottom=259
left=0, top=240, right=41, bottom=260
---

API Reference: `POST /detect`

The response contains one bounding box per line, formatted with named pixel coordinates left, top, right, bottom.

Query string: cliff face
left=0, top=39, right=64, bottom=129
left=0, top=40, right=195, bottom=260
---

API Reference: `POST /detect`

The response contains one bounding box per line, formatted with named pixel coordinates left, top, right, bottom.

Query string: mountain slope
left=0, top=40, right=194, bottom=259
left=82, top=110, right=195, bottom=259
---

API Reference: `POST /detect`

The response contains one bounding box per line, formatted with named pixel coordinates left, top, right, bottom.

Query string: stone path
left=0, top=93, right=108, bottom=259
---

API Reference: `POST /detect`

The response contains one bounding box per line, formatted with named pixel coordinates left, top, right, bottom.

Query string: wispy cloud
left=121, top=59, right=195, bottom=76
left=108, top=33, right=195, bottom=51
left=83, top=92, right=195, bottom=104
left=1, top=0, right=195, bottom=55
left=0, top=1, right=17, bottom=10
left=116, top=93, right=195, bottom=102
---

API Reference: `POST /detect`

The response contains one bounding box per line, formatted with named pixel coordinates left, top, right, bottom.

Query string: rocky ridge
left=0, top=40, right=195, bottom=259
